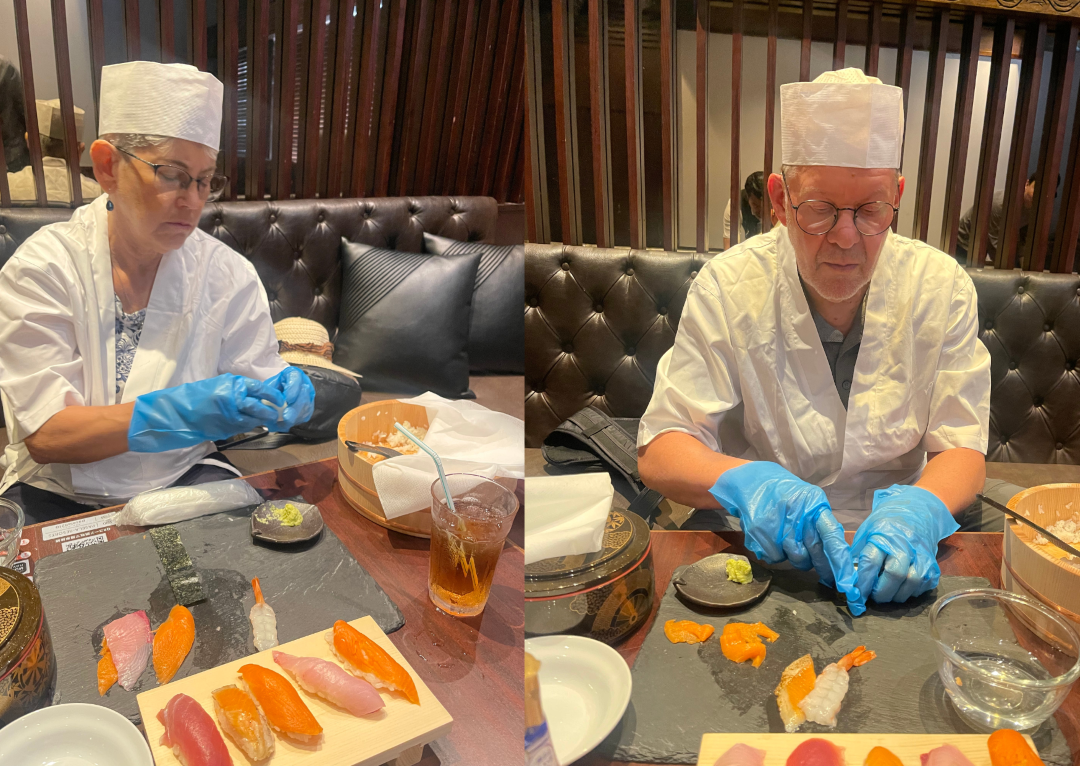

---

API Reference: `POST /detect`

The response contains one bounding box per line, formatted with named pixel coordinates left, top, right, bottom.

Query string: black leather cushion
left=424, top=233, right=524, bottom=374
left=335, top=241, right=480, bottom=398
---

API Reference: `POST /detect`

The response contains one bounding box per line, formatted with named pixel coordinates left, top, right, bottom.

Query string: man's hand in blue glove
left=129, top=374, right=286, bottom=453
left=849, top=484, right=960, bottom=612
left=263, top=367, right=315, bottom=433
left=709, top=461, right=863, bottom=614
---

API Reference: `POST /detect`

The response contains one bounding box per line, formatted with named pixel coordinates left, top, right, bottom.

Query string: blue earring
left=106, top=199, right=114, bottom=211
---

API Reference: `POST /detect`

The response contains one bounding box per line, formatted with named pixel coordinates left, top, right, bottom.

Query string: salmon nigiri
left=154, top=605, right=195, bottom=685
left=274, top=651, right=385, bottom=716
left=988, top=729, right=1045, bottom=766
left=212, top=684, right=274, bottom=762
left=238, top=663, right=322, bottom=744
left=103, top=611, right=153, bottom=690
left=97, top=638, right=118, bottom=696
left=157, top=693, right=233, bottom=766
left=866, top=747, right=904, bottom=766
left=326, top=620, right=420, bottom=705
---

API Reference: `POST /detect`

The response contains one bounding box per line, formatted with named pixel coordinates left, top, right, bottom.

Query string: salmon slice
left=775, top=654, right=816, bottom=732
left=327, top=620, right=420, bottom=705
left=97, top=638, right=118, bottom=697
left=720, top=622, right=779, bottom=668
left=154, top=605, right=196, bottom=685
left=238, top=663, right=323, bottom=743
left=866, top=746, right=905, bottom=766
left=664, top=619, right=715, bottom=645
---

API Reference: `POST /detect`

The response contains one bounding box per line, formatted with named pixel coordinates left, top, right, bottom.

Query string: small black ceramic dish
left=671, top=552, right=772, bottom=608
left=250, top=500, right=324, bottom=544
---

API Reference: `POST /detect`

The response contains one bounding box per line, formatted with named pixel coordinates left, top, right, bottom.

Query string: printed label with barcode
left=61, top=533, right=109, bottom=552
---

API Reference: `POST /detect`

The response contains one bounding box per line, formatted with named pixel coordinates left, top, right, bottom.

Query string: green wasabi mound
left=726, top=558, right=753, bottom=584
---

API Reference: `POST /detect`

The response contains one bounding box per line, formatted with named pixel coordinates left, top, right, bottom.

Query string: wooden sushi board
left=696, top=733, right=1039, bottom=766
left=137, top=616, right=453, bottom=766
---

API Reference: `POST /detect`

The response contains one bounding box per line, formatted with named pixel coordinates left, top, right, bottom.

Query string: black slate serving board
left=605, top=569, right=1071, bottom=765
left=34, top=504, right=405, bottom=725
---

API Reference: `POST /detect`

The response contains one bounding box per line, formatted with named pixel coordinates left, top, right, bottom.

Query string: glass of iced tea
left=428, top=474, right=518, bottom=617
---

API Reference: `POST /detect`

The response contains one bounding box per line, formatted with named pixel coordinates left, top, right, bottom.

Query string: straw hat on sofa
left=274, top=317, right=361, bottom=378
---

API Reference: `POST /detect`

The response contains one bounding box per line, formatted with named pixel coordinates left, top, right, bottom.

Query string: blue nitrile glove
left=263, top=367, right=315, bottom=432
left=849, top=484, right=960, bottom=612
left=128, top=374, right=285, bottom=452
left=709, top=461, right=862, bottom=614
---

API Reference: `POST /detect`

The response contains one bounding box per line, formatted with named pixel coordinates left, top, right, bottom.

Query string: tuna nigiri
left=103, top=611, right=153, bottom=691
left=97, top=638, right=118, bottom=696
left=714, top=743, right=766, bottom=766
left=212, top=684, right=275, bottom=762
left=922, top=745, right=977, bottom=766
left=798, top=645, right=876, bottom=728
left=239, top=663, right=323, bottom=744
left=249, top=578, right=278, bottom=652
left=787, top=738, right=846, bottom=766
left=157, top=693, right=233, bottom=766
left=154, top=605, right=196, bottom=685
left=274, top=651, right=385, bottom=716
left=327, top=619, right=420, bottom=705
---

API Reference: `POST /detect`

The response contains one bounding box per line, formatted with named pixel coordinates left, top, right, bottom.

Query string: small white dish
left=0, top=703, right=153, bottom=766
left=525, top=634, right=632, bottom=765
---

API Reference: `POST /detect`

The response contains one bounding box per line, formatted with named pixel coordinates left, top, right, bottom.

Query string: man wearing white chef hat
left=0, top=61, right=314, bottom=523
left=7, top=98, right=103, bottom=204
left=637, top=69, right=992, bottom=616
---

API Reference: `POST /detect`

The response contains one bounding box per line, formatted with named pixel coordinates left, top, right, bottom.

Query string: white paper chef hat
left=36, top=98, right=84, bottom=140
left=98, top=62, right=223, bottom=151
left=780, top=68, right=904, bottom=169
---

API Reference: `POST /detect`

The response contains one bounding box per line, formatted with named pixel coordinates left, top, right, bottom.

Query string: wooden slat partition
left=800, top=0, right=812, bottom=82
left=396, top=0, right=434, bottom=196
left=941, top=12, right=982, bottom=254
left=455, top=0, right=501, bottom=195
left=1052, top=33, right=1080, bottom=274
left=350, top=0, right=385, bottom=197
left=219, top=0, right=240, bottom=200
left=730, top=0, right=743, bottom=246
left=494, top=30, right=525, bottom=203
left=865, top=1, right=882, bottom=77
left=913, top=8, right=948, bottom=241
left=302, top=0, right=333, bottom=199
left=87, top=0, right=106, bottom=112
left=191, top=0, right=207, bottom=71
left=588, top=0, right=613, bottom=247
left=524, top=0, right=547, bottom=242
left=1035, top=24, right=1079, bottom=272
left=624, top=0, right=646, bottom=249
left=473, top=0, right=518, bottom=196
left=124, top=0, right=140, bottom=59
left=275, top=0, right=301, bottom=199
left=970, top=17, right=1016, bottom=267
left=895, top=1, right=916, bottom=161
left=50, top=0, right=83, bottom=207
left=833, top=0, right=847, bottom=71
left=0, top=127, right=9, bottom=205
left=696, top=0, right=709, bottom=252
left=246, top=0, right=271, bottom=201
left=552, top=0, right=581, bottom=245
left=998, top=20, right=1046, bottom=270
left=13, top=0, right=46, bottom=206
left=762, top=0, right=778, bottom=234
left=659, top=0, right=678, bottom=251
left=325, top=0, right=357, bottom=198
left=439, top=0, right=479, bottom=196
left=373, top=0, right=406, bottom=197
left=415, top=0, right=456, bottom=196
left=159, top=0, right=175, bottom=63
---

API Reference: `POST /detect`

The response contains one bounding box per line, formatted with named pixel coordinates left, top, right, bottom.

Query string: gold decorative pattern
left=0, top=578, right=19, bottom=645
left=935, top=0, right=1080, bottom=19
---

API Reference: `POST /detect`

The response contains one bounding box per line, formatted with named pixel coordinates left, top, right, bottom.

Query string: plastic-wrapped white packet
left=117, top=478, right=263, bottom=527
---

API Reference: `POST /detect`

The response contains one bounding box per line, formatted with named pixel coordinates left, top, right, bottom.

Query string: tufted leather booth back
left=525, top=243, right=1080, bottom=465
left=0, top=196, right=498, bottom=336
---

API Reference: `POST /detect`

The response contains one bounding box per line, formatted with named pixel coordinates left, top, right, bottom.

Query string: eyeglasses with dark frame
left=113, top=145, right=228, bottom=202
left=781, top=170, right=898, bottom=237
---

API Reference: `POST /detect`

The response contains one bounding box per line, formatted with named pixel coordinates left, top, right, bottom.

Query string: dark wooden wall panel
left=865, top=1, right=881, bottom=77
left=941, top=12, right=982, bottom=254
left=659, top=0, right=678, bottom=250
left=14, top=0, right=46, bottom=205
left=762, top=0, right=777, bottom=234
left=1035, top=24, right=1078, bottom=272
left=832, top=0, right=847, bottom=71
left=50, top=0, right=84, bottom=207
left=624, top=0, right=645, bottom=249
left=730, top=0, right=743, bottom=246
left=800, top=0, right=812, bottom=82
left=913, top=8, right=948, bottom=241
left=695, top=0, right=709, bottom=253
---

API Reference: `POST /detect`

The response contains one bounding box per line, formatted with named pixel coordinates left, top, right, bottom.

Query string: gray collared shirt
left=807, top=294, right=866, bottom=409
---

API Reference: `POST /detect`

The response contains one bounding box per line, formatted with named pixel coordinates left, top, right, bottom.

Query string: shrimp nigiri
left=327, top=620, right=420, bottom=705
left=274, top=651, right=385, bottom=716
left=249, top=577, right=278, bottom=651
left=797, top=645, right=876, bottom=727
left=157, top=693, right=233, bottom=766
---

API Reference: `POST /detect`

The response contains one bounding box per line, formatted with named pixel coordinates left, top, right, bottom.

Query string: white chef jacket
left=638, top=225, right=991, bottom=525
left=0, top=194, right=287, bottom=502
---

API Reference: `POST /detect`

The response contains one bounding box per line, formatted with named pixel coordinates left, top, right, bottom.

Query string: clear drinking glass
left=429, top=474, right=519, bottom=617
left=930, top=588, right=1080, bottom=731
left=0, top=499, right=24, bottom=568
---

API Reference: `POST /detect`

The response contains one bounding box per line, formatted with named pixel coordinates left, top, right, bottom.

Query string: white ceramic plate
left=525, top=635, right=632, bottom=765
left=0, top=703, right=153, bottom=766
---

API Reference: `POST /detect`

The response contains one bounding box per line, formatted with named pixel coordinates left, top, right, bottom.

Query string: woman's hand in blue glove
left=128, top=374, right=285, bottom=453
left=708, top=461, right=863, bottom=614
left=849, top=484, right=960, bottom=612
left=263, top=367, right=315, bottom=432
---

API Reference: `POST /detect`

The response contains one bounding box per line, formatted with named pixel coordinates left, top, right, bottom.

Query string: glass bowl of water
left=0, top=498, right=23, bottom=567
left=930, top=588, right=1080, bottom=731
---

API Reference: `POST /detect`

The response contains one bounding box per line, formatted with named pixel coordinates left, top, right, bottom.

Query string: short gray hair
left=781, top=163, right=900, bottom=188
left=100, top=133, right=218, bottom=163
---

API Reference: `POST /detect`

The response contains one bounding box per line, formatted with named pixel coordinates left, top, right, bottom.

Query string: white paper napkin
left=524, top=473, right=613, bottom=565
left=371, top=392, right=525, bottom=519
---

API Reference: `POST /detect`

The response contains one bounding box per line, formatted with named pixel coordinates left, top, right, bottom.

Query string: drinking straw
left=394, top=424, right=456, bottom=511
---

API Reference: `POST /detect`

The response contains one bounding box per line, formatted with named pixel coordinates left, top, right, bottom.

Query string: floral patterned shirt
left=115, top=294, right=146, bottom=402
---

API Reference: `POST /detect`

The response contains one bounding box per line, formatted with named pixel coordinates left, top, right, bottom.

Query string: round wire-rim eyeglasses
left=781, top=170, right=898, bottom=237
left=113, top=145, right=228, bottom=202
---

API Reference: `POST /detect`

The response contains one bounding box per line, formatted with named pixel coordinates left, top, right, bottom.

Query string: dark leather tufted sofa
left=525, top=243, right=1080, bottom=466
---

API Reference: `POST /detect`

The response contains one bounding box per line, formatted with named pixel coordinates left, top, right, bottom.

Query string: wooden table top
left=18, top=457, right=523, bottom=766
left=574, top=530, right=1079, bottom=766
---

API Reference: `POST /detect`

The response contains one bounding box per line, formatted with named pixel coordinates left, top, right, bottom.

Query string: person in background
left=0, top=62, right=315, bottom=524
left=723, top=171, right=765, bottom=249
left=0, top=55, right=30, bottom=173
left=8, top=99, right=103, bottom=204
left=955, top=174, right=1036, bottom=265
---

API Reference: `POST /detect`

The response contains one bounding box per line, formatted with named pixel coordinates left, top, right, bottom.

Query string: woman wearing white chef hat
left=0, top=61, right=314, bottom=523
left=637, top=69, right=992, bottom=616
